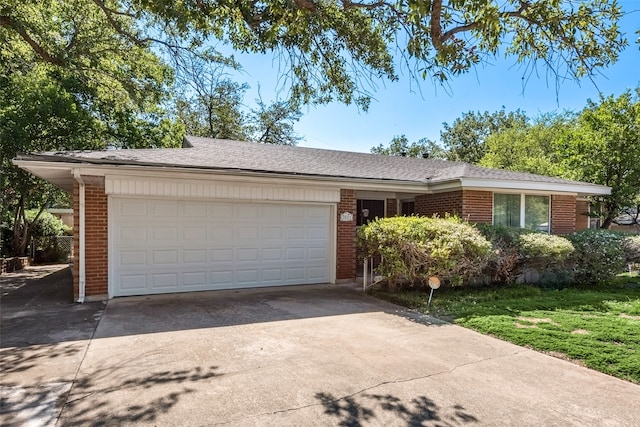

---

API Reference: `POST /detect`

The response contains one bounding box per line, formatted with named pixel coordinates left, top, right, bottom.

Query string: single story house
left=14, top=136, right=610, bottom=301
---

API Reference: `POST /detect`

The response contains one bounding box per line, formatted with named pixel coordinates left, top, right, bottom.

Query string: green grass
left=371, top=276, right=640, bottom=384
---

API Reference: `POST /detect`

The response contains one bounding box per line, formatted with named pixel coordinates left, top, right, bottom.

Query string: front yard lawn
left=371, top=276, right=640, bottom=384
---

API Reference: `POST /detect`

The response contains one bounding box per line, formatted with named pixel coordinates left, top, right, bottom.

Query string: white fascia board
left=458, top=178, right=611, bottom=196
left=66, top=163, right=434, bottom=193
left=13, top=160, right=433, bottom=193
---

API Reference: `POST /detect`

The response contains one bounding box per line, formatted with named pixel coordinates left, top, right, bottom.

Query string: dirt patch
left=619, top=313, right=640, bottom=320
left=516, top=316, right=560, bottom=326
left=571, top=329, right=589, bottom=335
left=514, top=323, right=537, bottom=329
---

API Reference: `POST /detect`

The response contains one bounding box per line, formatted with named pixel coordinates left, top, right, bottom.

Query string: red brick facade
left=551, top=195, right=577, bottom=234
left=413, top=190, right=492, bottom=224
left=415, top=191, right=463, bottom=217
left=386, top=199, right=398, bottom=217
left=461, top=190, right=493, bottom=223
left=73, top=177, right=109, bottom=299
left=336, top=189, right=357, bottom=280
left=71, top=180, right=583, bottom=296
left=575, top=199, right=590, bottom=231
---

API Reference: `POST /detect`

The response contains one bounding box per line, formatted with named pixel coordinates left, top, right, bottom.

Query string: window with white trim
left=493, top=194, right=550, bottom=233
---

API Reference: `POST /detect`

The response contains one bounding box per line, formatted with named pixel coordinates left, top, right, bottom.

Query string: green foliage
left=624, top=235, right=640, bottom=263
left=480, top=113, right=574, bottom=177
left=370, top=135, right=447, bottom=159
left=372, top=283, right=640, bottom=383
left=3, top=0, right=629, bottom=110
left=358, top=216, right=492, bottom=288
left=441, top=109, right=529, bottom=163
left=25, top=211, right=70, bottom=238
left=558, top=89, right=640, bottom=229
left=176, top=79, right=250, bottom=140
left=477, top=224, right=574, bottom=284
left=567, top=229, right=627, bottom=284
left=0, top=0, right=183, bottom=255
left=248, top=96, right=302, bottom=146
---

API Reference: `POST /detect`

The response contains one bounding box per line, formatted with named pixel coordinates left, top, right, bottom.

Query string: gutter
left=73, top=170, right=86, bottom=303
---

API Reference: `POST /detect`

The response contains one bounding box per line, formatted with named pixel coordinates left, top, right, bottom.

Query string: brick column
left=575, top=199, right=590, bottom=231
left=336, top=189, right=357, bottom=281
left=551, top=195, right=577, bottom=234
left=386, top=199, right=398, bottom=217
left=73, top=176, right=109, bottom=300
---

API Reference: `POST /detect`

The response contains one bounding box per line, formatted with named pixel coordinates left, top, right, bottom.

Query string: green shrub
left=476, top=224, right=574, bottom=284
left=567, top=229, right=626, bottom=284
left=26, top=210, right=71, bottom=237
left=624, top=235, right=640, bottom=264
left=358, top=216, right=492, bottom=288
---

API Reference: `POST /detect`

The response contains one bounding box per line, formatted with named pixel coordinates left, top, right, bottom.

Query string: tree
left=0, top=0, right=183, bottom=256
left=480, top=113, right=573, bottom=177
left=175, top=79, right=250, bottom=140
left=1, top=0, right=631, bottom=109
left=371, top=135, right=447, bottom=159
left=441, top=109, right=529, bottom=163
left=558, top=89, right=640, bottom=229
left=249, top=96, right=303, bottom=146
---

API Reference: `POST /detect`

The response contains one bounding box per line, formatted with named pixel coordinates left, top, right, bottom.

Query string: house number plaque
left=340, top=212, right=354, bottom=222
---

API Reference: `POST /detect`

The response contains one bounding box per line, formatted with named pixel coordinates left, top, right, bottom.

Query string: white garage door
left=110, top=197, right=332, bottom=297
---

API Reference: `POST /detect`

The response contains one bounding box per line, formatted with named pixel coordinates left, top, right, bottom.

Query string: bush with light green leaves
left=358, top=216, right=492, bottom=289
left=567, top=229, right=626, bottom=284
left=476, top=224, right=574, bottom=284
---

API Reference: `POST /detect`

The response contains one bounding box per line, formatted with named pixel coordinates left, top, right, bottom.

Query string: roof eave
left=456, top=177, right=611, bottom=196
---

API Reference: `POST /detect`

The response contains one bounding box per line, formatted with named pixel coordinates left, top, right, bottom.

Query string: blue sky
left=225, top=2, right=640, bottom=153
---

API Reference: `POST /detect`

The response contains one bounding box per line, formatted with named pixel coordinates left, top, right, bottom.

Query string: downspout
left=73, top=170, right=86, bottom=303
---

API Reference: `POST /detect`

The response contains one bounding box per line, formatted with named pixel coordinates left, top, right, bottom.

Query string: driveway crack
left=210, top=348, right=531, bottom=426
left=54, top=303, right=105, bottom=426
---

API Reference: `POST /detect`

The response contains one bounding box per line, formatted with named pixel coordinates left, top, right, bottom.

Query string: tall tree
left=1, top=0, right=631, bottom=109
left=176, top=79, right=250, bottom=140
left=249, top=96, right=303, bottom=146
left=0, top=0, right=183, bottom=255
left=559, top=89, right=640, bottom=229
left=441, top=109, right=529, bottom=163
left=480, top=113, right=573, bottom=177
left=371, top=135, right=447, bottom=159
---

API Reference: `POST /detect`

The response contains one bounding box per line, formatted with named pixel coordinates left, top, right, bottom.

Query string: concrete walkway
left=1, top=267, right=639, bottom=426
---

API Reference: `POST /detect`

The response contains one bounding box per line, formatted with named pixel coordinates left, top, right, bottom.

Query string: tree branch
left=0, top=15, right=65, bottom=66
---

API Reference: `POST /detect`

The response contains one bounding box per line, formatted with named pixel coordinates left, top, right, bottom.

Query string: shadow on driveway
left=96, top=283, right=447, bottom=340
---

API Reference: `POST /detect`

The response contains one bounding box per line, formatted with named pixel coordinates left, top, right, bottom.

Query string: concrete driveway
left=2, top=266, right=640, bottom=426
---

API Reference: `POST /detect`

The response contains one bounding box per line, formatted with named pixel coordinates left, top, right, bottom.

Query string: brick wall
left=551, top=195, right=576, bottom=234
left=0, top=257, right=29, bottom=274
left=462, top=190, right=493, bottom=223
left=575, top=199, right=590, bottom=231
left=386, top=199, right=398, bottom=217
left=336, top=189, right=357, bottom=280
left=73, top=176, right=109, bottom=299
left=415, top=191, right=463, bottom=217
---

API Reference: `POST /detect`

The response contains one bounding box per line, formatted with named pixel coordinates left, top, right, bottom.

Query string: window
left=493, top=194, right=550, bottom=233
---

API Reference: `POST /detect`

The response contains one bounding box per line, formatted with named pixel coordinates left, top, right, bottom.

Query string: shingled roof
left=15, top=136, right=607, bottom=191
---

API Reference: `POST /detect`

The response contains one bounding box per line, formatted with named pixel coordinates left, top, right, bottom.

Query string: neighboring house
left=47, top=208, right=74, bottom=228
left=14, top=136, right=610, bottom=301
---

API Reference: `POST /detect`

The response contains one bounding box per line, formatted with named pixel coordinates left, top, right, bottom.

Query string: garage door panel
left=152, top=250, right=178, bottom=265
left=184, top=202, right=207, bottom=217
left=111, top=198, right=331, bottom=296
left=183, top=271, right=207, bottom=286
left=151, top=200, right=178, bottom=217
left=120, top=275, right=147, bottom=291
left=152, top=273, right=178, bottom=288
left=184, top=249, right=207, bottom=264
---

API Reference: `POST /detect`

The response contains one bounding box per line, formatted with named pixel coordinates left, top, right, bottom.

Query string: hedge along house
left=14, top=136, right=610, bottom=301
